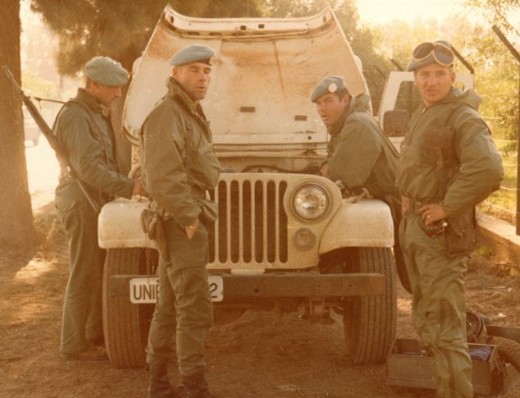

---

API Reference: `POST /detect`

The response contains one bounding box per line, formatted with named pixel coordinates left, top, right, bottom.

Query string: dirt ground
left=1, top=142, right=520, bottom=398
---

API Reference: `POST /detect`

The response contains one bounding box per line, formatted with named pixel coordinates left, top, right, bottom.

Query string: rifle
left=2, top=65, right=101, bottom=213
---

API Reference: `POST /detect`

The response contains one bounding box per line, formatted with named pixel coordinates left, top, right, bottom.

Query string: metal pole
left=492, top=25, right=520, bottom=234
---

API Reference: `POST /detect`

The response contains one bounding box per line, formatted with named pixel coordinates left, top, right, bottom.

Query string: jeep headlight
left=292, top=184, right=330, bottom=221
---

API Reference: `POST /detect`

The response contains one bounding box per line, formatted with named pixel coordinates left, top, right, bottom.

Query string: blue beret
left=85, top=56, right=129, bottom=87
left=169, top=44, right=215, bottom=66
left=310, top=76, right=349, bottom=102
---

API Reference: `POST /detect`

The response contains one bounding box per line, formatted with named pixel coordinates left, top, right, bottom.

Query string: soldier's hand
left=185, top=219, right=199, bottom=240
left=132, top=177, right=148, bottom=197
left=320, top=162, right=329, bottom=178
left=419, top=203, right=447, bottom=226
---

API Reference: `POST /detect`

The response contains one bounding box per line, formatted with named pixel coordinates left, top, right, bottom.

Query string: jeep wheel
left=103, top=248, right=157, bottom=368
left=322, top=247, right=397, bottom=364
left=344, top=247, right=396, bottom=364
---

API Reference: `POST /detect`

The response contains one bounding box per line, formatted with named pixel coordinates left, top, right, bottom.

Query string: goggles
left=412, top=42, right=454, bottom=67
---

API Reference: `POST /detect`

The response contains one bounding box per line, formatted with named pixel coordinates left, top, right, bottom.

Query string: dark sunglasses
left=412, top=42, right=454, bottom=67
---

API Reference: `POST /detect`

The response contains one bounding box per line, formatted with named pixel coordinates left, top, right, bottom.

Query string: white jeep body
left=99, top=5, right=397, bottom=369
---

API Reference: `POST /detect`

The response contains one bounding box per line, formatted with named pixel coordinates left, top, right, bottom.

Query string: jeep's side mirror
left=383, top=110, right=410, bottom=137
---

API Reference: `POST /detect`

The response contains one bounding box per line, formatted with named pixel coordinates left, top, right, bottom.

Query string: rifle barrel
left=2, top=65, right=101, bottom=213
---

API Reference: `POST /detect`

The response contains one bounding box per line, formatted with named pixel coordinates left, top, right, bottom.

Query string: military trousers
left=56, top=186, right=105, bottom=355
left=399, top=213, right=473, bottom=398
left=146, top=218, right=213, bottom=377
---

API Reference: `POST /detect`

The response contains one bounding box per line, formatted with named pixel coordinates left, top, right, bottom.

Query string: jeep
left=99, top=5, right=402, bottom=369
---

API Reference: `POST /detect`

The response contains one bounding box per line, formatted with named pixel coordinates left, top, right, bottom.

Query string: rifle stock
left=2, top=65, right=101, bottom=213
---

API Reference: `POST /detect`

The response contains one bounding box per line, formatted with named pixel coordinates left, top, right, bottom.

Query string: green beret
left=169, top=44, right=215, bottom=66
left=85, top=56, right=129, bottom=87
left=310, top=76, right=349, bottom=103
left=407, top=40, right=454, bottom=71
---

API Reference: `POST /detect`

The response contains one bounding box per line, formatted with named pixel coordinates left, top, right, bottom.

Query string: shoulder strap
left=67, top=100, right=111, bottom=164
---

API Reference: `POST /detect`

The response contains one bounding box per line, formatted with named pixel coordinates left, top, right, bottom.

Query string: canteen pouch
left=141, top=208, right=170, bottom=261
left=198, top=198, right=218, bottom=224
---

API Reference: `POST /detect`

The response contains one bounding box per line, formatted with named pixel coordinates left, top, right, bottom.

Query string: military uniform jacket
left=141, top=77, right=221, bottom=227
left=327, top=94, right=399, bottom=200
left=54, top=89, right=134, bottom=207
left=397, top=88, right=503, bottom=217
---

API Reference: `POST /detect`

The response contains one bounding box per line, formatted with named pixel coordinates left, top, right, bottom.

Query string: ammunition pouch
left=423, top=126, right=458, bottom=169
left=446, top=208, right=478, bottom=258
left=141, top=208, right=170, bottom=261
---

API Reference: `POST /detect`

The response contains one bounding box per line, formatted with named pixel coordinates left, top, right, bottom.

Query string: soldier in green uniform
left=55, top=56, right=146, bottom=360
left=311, top=76, right=410, bottom=291
left=311, top=76, right=399, bottom=200
left=141, top=44, right=221, bottom=398
left=398, top=41, right=503, bottom=397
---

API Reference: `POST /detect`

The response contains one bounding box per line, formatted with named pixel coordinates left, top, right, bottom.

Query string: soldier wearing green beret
left=141, top=44, right=221, bottom=398
left=55, top=56, right=147, bottom=361
left=398, top=40, right=503, bottom=398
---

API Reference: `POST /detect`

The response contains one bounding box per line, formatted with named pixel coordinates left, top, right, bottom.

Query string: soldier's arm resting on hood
left=328, top=119, right=381, bottom=191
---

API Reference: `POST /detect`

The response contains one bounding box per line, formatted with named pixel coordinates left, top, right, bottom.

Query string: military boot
left=182, top=372, right=215, bottom=398
left=147, top=359, right=184, bottom=398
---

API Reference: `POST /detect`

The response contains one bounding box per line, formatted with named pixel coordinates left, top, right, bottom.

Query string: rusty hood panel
left=123, top=5, right=369, bottom=148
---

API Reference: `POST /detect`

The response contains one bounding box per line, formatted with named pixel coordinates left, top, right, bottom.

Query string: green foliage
left=29, top=0, right=265, bottom=77
left=457, top=18, right=518, bottom=143
left=30, top=0, right=166, bottom=77
left=464, top=0, right=519, bottom=28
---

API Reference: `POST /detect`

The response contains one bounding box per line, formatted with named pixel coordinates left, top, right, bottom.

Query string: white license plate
left=129, top=275, right=223, bottom=304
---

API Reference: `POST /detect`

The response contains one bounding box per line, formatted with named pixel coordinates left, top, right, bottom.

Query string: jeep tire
left=102, top=248, right=156, bottom=368
left=324, top=247, right=396, bottom=364
left=343, top=247, right=397, bottom=364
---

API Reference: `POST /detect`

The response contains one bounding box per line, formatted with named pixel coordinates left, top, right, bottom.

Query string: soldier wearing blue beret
left=311, top=74, right=408, bottom=293
left=143, top=43, right=220, bottom=398
left=85, top=56, right=129, bottom=86
left=311, top=75, right=399, bottom=206
left=310, top=76, right=348, bottom=103
left=169, top=44, right=215, bottom=66
left=55, top=56, right=146, bottom=362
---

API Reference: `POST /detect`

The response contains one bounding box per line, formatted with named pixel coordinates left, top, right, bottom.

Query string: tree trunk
left=0, top=0, right=38, bottom=252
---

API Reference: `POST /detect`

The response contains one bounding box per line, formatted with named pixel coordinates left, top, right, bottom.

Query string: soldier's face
left=172, top=62, right=212, bottom=101
left=90, top=82, right=122, bottom=106
left=314, top=93, right=350, bottom=127
left=414, top=64, right=455, bottom=107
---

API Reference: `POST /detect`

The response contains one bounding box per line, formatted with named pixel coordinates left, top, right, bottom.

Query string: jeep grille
left=209, top=175, right=288, bottom=267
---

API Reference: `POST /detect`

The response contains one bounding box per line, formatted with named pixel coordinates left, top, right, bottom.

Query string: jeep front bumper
left=107, top=273, right=386, bottom=304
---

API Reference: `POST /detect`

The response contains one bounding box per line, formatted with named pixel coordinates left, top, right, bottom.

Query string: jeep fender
left=98, top=198, right=155, bottom=250
left=319, top=199, right=394, bottom=254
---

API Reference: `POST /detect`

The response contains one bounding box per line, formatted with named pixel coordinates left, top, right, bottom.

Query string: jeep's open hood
left=123, top=5, right=369, bottom=151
